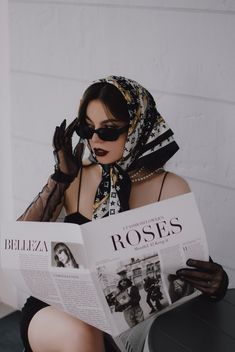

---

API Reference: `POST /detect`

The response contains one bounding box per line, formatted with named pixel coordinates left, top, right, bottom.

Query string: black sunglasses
left=76, top=124, right=129, bottom=141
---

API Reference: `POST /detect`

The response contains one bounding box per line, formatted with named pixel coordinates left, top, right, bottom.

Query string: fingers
left=188, top=279, right=221, bottom=296
left=53, top=119, right=66, bottom=150
left=74, top=141, right=84, bottom=161
left=186, top=258, right=222, bottom=273
left=176, top=269, right=213, bottom=292
left=64, top=117, right=79, bottom=142
left=177, top=268, right=212, bottom=282
left=176, top=272, right=220, bottom=296
left=53, top=126, right=60, bottom=150
left=177, top=259, right=225, bottom=296
left=177, top=274, right=216, bottom=289
left=185, top=282, right=217, bottom=296
left=53, top=118, right=77, bottom=151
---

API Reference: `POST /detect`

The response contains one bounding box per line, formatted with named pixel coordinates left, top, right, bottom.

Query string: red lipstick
left=94, top=148, right=109, bottom=157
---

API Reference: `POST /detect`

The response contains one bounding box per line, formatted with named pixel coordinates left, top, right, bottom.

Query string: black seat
left=146, top=289, right=235, bottom=352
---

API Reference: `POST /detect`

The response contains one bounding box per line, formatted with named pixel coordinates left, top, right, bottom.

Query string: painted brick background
left=7, top=0, right=235, bottom=286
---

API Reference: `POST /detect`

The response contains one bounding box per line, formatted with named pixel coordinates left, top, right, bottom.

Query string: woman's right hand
left=53, top=118, right=84, bottom=178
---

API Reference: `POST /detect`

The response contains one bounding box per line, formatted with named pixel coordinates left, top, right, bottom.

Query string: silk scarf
left=84, top=76, right=179, bottom=219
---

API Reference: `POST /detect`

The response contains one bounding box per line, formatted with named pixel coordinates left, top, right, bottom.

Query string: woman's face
left=173, top=278, right=184, bottom=293
left=56, top=248, right=69, bottom=265
left=86, top=99, right=128, bottom=164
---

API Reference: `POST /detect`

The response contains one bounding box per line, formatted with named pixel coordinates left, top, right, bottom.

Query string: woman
left=53, top=242, right=79, bottom=268
left=114, top=269, right=144, bottom=328
left=19, top=76, right=228, bottom=352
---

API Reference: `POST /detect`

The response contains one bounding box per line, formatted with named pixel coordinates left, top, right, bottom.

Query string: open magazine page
left=0, top=221, right=111, bottom=333
left=0, top=265, right=26, bottom=309
left=0, top=223, right=31, bottom=309
left=81, top=192, right=209, bottom=336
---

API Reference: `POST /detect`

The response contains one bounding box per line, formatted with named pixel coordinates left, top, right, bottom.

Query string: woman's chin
left=96, top=156, right=116, bottom=165
left=93, top=152, right=123, bottom=165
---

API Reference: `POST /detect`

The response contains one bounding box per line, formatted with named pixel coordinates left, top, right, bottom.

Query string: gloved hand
left=176, top=258, right=229, bottom=301
left=53, top=118, right=84, bottom=181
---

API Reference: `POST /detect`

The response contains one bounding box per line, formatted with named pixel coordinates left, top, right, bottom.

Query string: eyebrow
left=85, top=116, right=120, bottom=125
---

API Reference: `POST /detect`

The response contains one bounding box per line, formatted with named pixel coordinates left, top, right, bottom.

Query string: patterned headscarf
left=84, top=76, right=179, bottom=220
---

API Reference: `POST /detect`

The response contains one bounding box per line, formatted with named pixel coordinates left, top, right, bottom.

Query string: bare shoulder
left=159, top=171, right=191, bottom=201
left=82, top=162, right=98, bottom=173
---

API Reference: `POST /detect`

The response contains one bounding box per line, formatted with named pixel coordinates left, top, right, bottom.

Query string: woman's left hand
left=176, top=258, right=229, bottom=300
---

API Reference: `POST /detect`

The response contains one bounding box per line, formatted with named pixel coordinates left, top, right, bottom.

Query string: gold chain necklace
left=129, top=167, right=164, bottom=183
left=129, top=166, right=145, bottom=179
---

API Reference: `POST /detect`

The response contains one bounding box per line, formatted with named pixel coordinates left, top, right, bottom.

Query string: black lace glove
left=176, top=258, right=229, bottom=302
left=18, top=118, right=85, bottom=222
left=52, top=118, right=84, bottom=183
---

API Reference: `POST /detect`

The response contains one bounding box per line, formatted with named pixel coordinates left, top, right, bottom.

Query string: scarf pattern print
left=90, top=76, right=179, bottom=220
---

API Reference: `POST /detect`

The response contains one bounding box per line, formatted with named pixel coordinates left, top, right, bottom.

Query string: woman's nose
left=90, top=131, right=102, bottom=143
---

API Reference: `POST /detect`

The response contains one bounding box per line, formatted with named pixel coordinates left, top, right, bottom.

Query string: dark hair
left=78, top=82, right=130, bottom=124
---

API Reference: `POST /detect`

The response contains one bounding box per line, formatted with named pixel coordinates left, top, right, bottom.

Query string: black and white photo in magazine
left=51, top=242, right=84, bottom=269
left=96, top=252, right=169, bottom=330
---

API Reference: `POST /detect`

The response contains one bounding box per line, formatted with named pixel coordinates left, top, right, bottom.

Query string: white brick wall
left=0, top=0, right=16, bottom=308
left=7, top=0, right=235, bottom=285
left=0, top=0, right=13, bottom=222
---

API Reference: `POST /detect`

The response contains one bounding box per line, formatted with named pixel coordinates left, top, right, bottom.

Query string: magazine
left=0, top=192, right=209, bottom=336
